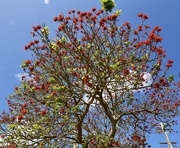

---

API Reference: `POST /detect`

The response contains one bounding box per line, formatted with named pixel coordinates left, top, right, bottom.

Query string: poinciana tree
left=0, top=8, right=180, bottom=148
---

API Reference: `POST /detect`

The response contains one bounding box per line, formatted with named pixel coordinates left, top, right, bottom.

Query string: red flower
left=84, top=75, right=89, bottom=83
left=14, top=86, right=19, bottom=90
left=166, top=63, right=172, bottom=68
left=145, top=39, right=151, bottom=45
left=99, top=9, right=104, bottom=13
left=11, top=116, right=16, bottom=121
left=156, top=27, right=162, bottom=32
left=53, top=16, right=58, bottom=22
left=92, top=8, right=96, bottom=12
left=138, top=13, right=143, bottom=18
left=154, top=36, right=163, bottom=42
left=21, top=109, right=27, bottom=115
left=66, top=16, right=71, bottom=21
left=124, top=22, right=131, bottom=29
left=149, top=33, right=155, bottom=39
left=24, top=46, right=28, bottom=50
left=134, top=30, right=138, bottom=35
left=34, top=75, right=40, bottom=82
left=167, top=59, right=173, bottom=64
left=73, top=17, right=78, bottom=24
left=30, top=100, right=34, bottom=104
left=21, top=76, right=26, bottom=80
left=90, top=140, right=94, bottom=145
left=142, top=14, right=149, bottom=20
left=60, top=123, right=65, bottom=127
left=30, top=32, right=35, bottom=37
left=59, top=109, right=64, bottom=114
left=102, top=26, right=108, bottom=30
left=34, top=40, right=39, bottom=44
left=32, top=26, right=37, bottom=32
left=8, top=144, right=16, bottom=148
left=29, top=66, right=34, bottom=72
left=154, top=83, right=160, bottom=89
left=36, top=25, right=41, bottom=29
left=157, top=48, right=164, bottom=55
left=153, top=26, right=162, bottom=32
left=18, top=115, right=23, bottom=121
left=84, top=75, right=91, bottom=86
left=123, top=69, right=130, bottom=76
left=35, top=85, right=42, bottom=90
left=115, top=141, right=120, bottom=146
left=71, top=72, right=79, bottom=77
left=138, top=13, right=149, bottom=20
left=96, top=11, right=101, bottom=15
left=51, top=91, right=57, bottom=97
left=58, top=14, right=64, bottom=22
left=58, top=24, right=65, bottom=31
left=23, top=103, right=28, bottom=108
left=41, top=110, right=47, bottom=116
left=29, top=41, right=34, bottom=46
left=77, top=11, right=81, bottom=14
left=138, top=25, right=142, bottom=31
left=110, top=14, right=118, bottom=20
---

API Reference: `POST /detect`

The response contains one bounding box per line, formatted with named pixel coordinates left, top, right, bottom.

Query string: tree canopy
left=0, top=8, right=180, bottom=148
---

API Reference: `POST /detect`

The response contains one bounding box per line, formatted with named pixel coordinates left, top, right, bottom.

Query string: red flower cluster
left=41, top=110, right=47, bottom=116
left=54, top=14, right=64, bottom=22
left=71, top=72, right=79, bottom=77
left=59, top=109, right=64, bottom=114
left=166, top=59, right=173, bottom=68
left=108, top=140, right=120, bottom=147
left=58, top=24, right=65, bottom=31
left=123, top=69, right=130, bottom=76
left=123, top=22, right=131, bottom=30
left=92, top=8, right=96, bottom=12
left=51, top=91, right=57, bottom=97
left=131, top=135, right=147, bottom=147
left=152, top=26, right=162, bottom=32
left=149, top=33, right=162, bottom=42
left=84, top=75, right=91, bottom=87
left=138, top=13, right=149, bottom=20
left=24, top=40, right=39, bottom=50
left=17, top=115, right=23, bottom=121
left=20, top=109, right=27, bottom=115
left=32, top=25, right=41, bottom=32
left=25, top=60, right=31, bottom=65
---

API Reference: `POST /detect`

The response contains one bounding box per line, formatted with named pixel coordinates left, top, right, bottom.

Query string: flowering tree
left=0, top=8, right=180, bottom=148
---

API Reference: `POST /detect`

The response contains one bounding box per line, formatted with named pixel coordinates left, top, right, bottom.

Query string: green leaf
left=72, top=105, right=79, bottom=112
left=114, top=10, right=122, bottom=16
left=142, top=54, right=149, bottom=61
left=20, top=60, right=27, bottom=68
left=60, top=37, right=66, bottom=43
left=49, top=77, right=56, bottom=83
left=110, top=62, right=119, bottom=69
left=41, top=26, right=50, bottom=34
left=167, top=75, right=174, bottom=82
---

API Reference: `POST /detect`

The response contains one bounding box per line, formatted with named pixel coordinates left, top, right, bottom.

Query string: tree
left=0, top=8, right=180, bottom=148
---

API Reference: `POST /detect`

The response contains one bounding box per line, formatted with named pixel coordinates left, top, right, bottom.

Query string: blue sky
left=0, top=0, right=180, bottom=147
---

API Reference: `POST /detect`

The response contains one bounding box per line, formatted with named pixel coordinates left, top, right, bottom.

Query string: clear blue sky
left=0, top=0, right=180, bottom=147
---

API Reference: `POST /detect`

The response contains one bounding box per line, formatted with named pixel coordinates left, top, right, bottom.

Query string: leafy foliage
left=0, top=8, right=180, bottom=148
left=100, top=0, right=116, bottom=12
